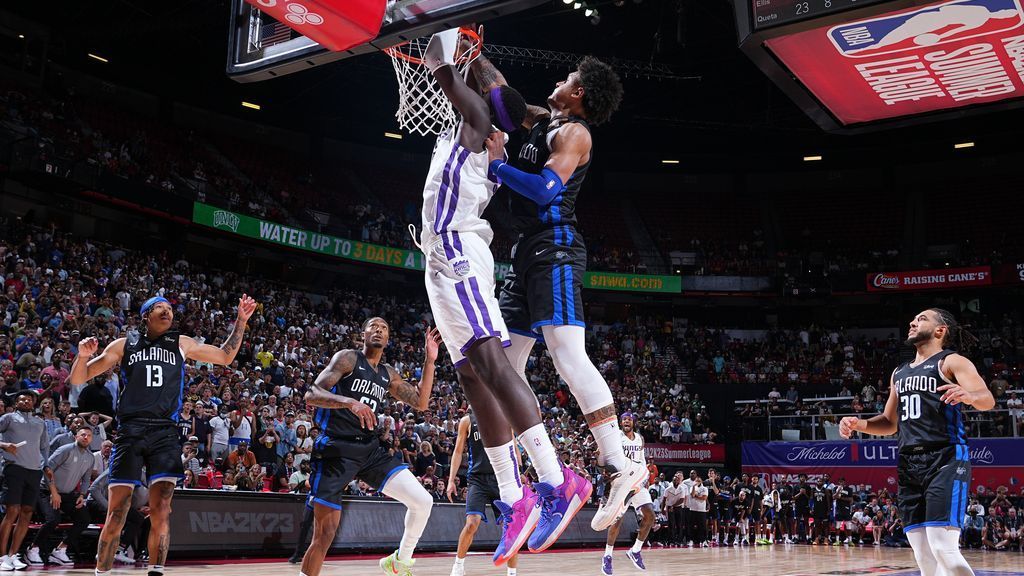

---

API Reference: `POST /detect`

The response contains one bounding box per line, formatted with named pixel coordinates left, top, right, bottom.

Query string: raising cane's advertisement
left=866, top=266, right=992, bottom=291
left=743, top=440, right=1024, bottom=491
left=765, top=0, right=1024, bottom=125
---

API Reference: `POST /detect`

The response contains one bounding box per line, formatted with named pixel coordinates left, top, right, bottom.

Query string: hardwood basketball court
left=51, top=546, right=1024, bottom=575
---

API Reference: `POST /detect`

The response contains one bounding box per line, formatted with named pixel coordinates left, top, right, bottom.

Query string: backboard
left=227, top=0, right=547, bottom=82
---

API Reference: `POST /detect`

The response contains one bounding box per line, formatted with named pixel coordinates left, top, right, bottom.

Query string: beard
left=366, top=340, right=385, bottom=349
left=905, top=328, right=933, bottom=347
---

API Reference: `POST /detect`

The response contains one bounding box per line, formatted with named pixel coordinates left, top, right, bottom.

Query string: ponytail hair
left=929, top=308, right=979, bottom=353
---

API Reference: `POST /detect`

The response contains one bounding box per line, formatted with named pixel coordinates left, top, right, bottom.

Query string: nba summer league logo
left=212, top=210, right=240, bottom=233
left=829, top=0, right=1024, bottom=59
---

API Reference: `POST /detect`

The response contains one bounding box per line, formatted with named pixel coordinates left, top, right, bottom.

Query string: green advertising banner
left=192, top=202, right=680, bottom=294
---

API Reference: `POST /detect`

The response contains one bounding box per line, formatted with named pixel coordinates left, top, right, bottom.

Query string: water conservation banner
left=742, top=439, right=1024, bottom=490
left=193, top=202, right=681, bottom=293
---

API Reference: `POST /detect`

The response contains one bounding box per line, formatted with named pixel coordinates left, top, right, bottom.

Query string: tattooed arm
left=180, top=294, right=257, bottom=365
left=304, top=350, right=377, bottom=429
left=388, top=328, right=442, bottom=411
left=470, top=54, right=549, bottom=129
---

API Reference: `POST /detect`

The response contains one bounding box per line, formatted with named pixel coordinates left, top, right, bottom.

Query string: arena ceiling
left=5, top=0, right=1023, bottom=170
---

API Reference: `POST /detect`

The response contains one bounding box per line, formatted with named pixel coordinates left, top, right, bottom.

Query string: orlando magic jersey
left=506, top=116, right=591, bottom=234
left=621, top=430, right=647, bottom=468
left=316, top=352, right=390, bottom=440
left=467, top=412, right=491, bottom=478
left=119, top=330, right=185, bottom=423
left=420, top=122, right=497, bottom=245
left=893, top=349, right=966, bottom=451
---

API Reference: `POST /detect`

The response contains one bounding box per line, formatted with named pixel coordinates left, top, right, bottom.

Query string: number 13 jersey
left=119, top=330, right=185, bottom=423
left=893, top=349, right=966, bottom=451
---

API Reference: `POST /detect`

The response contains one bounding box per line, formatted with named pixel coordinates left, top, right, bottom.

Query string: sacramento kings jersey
left=506, top=116, right=591, bottom=234
left=118, top=330, right=185, bottom=423
left=420, top=122, right=497, bottom=244
left=316, top=352, right=391, bottom=440
left=892, top=349, right=966, bottom=450
left=621, top=430, right=647, bottom=468
left=466, top=412, right=491, bottom=478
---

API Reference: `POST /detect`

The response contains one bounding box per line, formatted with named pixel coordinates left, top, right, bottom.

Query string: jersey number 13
left=146, top=365, right=164, bottom=387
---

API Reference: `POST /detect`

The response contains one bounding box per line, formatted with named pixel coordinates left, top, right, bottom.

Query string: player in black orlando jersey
left=70, top=294, right=256, bottom=576
left=301, top=318, right=442, bottom=576
left=841, top=309, right=994, bottom=576
left=470, top=35, right=645, bottom=534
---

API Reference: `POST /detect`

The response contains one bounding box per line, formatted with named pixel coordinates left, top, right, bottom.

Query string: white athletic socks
left=631, top=538, right=644, bottom=553
left=507, top=568, right=517, bottom=576
left=485, top=441, right=526, bottom=503
left=591, top=418, right=628, bottom=470
left=96, top=571, right=112, bottom=576
left=517, top=424, right=565, bottom=487
left=454, top=557, right=465, bottom=566
left=604, top=544, right=615, bottom=557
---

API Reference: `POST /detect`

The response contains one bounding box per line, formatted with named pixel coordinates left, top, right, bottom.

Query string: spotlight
left=585, top=7, right=594, bottom=16
left=573, top=2, right=582, bottom=8
left=563, top=0, right=574, bottom=4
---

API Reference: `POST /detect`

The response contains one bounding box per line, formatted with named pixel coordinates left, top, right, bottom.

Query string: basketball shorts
left=308, top=437, right=406, bottom=510
left=779, top=505, right=794, bottom=522
left=764, top=509, right=775, bottom=523
left=898, top=444, right=971, bottom=532
left=499, top=227, right=586, bottom=337
left=718, top=507, right=733, bottom=522
left=423, top=230, right=509, bottom=367
left=465, top=473, right=502, bottom=523
left=109, top=419, right=184, bottom=487
left=1, top=464, right=42, bottom=507
left=749, top=507, right=762, bottom=522
left=627, top=484, right=654, bottom=510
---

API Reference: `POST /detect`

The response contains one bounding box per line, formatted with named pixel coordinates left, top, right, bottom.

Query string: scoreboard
left=752, top=0, right=889, bottom=30
left=737, top=0, right=1024, bottom=132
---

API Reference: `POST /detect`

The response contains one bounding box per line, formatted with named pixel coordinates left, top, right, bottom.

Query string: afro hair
left=577, top=56, right=623, bottom=126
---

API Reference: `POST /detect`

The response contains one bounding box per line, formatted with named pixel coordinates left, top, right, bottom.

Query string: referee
left=26, top=427, right=95, bottom=566
left=0, top=390, right=49, bottom=571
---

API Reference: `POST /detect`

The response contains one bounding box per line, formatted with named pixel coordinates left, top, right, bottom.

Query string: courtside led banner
left=742, top=440, right=1024, bottom=490
left=866, top=265, right=992, bottom=291
left=645, top=443, right=726, bottom=464
left=193, top=202, right=680, bottom=294
left=765, top=0, right=1024, bottom=125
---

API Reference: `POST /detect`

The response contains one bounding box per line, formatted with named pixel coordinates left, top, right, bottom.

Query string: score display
left=753, top=0, right=889, bottom=29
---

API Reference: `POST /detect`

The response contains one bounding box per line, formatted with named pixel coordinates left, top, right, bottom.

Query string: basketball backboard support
left=227, top=0, right=547, bottom=82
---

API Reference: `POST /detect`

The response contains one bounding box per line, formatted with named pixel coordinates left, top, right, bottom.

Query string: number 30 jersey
left=315, top=351, right=391, bottom=441
left=119, top=330, right=185, bottom=423
left=893, top=349, right=966, bottom=451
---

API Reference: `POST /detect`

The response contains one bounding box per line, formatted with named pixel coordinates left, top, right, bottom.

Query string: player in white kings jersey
left=415, top=28, right=593, bottom=566
left=601, top=413, right=655, bottom=575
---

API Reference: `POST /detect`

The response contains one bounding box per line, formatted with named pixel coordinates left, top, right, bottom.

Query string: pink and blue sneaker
left=492, top=484, right=540, bottom=567
left=527, top=465, right=594, bottom=553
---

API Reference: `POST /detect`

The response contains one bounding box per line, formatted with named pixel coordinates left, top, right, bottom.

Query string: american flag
left=262, top=21, right=293, bottom=47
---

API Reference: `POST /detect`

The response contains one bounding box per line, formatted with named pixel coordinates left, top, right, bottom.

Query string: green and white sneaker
left=379, top=551, right=415, bottom=575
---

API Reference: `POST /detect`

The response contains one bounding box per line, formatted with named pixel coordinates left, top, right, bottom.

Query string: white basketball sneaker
left=592, top=459, right=647, bottom=531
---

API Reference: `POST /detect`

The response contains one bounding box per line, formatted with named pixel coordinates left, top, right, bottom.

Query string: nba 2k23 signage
left=742, top=440, right=1024, bottom=490
left=866, top=266, right=992, bottom=292
left=193, top=202, right=681, bottom=293
left=765, top=0, right=1024, bottom=125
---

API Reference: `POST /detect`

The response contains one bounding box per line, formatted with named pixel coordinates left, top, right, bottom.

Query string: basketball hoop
left=384, top=27, right=482, bottom=137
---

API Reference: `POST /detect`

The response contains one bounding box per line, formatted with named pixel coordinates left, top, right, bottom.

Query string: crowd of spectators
left=0, top=219, right=721, bottom=507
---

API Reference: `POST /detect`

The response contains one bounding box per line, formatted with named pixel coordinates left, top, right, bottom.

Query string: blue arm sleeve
left=489, top=160, right=564, bottom=206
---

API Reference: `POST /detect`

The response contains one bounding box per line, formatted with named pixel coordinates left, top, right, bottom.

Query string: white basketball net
left=385, top=31, right=482, bottom=137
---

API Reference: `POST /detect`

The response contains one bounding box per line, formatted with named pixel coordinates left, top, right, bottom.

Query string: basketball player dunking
left=841, top=309, right=994, bottom=576
left=416, top=29, right=592, bottom=565
left=446, top=410, right=520, bottom=576
left=71, top=294, right=257, bottom=576
left=471, top=36, right=647, bottom=530
left=601, top=413, right=654, bottom=576
left=301, top=318, right=440, bottom=576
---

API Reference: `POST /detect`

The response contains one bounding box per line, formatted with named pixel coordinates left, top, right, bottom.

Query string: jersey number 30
left=900, top=394, right=921, bottom=421
left=146, top=365, right=164, bottom=387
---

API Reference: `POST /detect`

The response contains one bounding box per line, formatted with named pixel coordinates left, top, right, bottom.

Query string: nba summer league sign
left=766, top=0, right=1024, bottom=124
left=192, top=202, right=681, bottom=294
